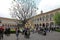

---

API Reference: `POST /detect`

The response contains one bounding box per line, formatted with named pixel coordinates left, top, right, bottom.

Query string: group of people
left=0, top=26, right=53, bottom=40
left=0, top=26, right=4, bottom=39
left=36, top=26, right=53, bottom=35
left=4, top=27, right=10, bottom=36
left=0, top=26, right=10, bottom=40
left=23, top=28, right=30, bottom=38
left=0, top=26, right=31, bottom=40
left=15, top=27, right=30, bottom=39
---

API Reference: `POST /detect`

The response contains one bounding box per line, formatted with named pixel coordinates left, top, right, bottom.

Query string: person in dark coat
left=0, top=26, right=4, bottom=39
left=24, top=28, right=30, bottom=38
left=4, top=27, right=10, bottom=36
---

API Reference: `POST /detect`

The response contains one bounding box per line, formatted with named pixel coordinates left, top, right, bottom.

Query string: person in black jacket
left=0, top=27, right=4, bottom=39
left=4, top=27, right=10, bottom=36
left=24, top=28, right=30, bottom=38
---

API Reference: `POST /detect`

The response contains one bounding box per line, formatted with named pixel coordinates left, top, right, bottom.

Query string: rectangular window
left=50, top=14, right=54, bottom=21
left=40, top=17, right=41, bottom=21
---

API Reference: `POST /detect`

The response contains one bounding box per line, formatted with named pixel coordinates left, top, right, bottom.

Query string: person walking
left=24, top=28, right=30, bottom=38
left=16, top=27, right=20, bottom=40
left=4, top=27, right=10, bottom=36
left=0, top=26, right=4, bottom=40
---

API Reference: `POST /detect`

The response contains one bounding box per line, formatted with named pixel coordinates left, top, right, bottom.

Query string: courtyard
left=2, top=31, right=60, bottom=40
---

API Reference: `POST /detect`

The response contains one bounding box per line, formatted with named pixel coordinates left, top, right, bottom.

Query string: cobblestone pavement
left=2, top=31, right=60, bottom=40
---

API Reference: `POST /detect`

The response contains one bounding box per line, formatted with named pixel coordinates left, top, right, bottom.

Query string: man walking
left=16, top=27, right=20, bottom=40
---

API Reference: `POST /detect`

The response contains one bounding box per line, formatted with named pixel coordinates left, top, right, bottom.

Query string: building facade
left=27, top=8, right=60, bottom=29
left=0, top=17, right=19, bottom=28
left=0, top=8, right=60, bottom=29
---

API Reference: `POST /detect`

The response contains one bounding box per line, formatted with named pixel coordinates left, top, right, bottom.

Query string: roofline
left=0, top=8, right=60, bottom=21
left=30, top=8, right=60, bottom=19
left=0, top=17, right=19, bottom=21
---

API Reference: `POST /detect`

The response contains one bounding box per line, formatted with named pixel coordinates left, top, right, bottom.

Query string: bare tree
left=10, top=0, right=39, bottom=27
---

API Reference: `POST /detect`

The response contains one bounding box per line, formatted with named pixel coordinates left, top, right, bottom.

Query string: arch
left=42, top=23, right=45, bottom=27
left=46, top=23, right=49, bottom=28
left=40, top=24, right=41, bottom=26
left=35, top=24, right=37, bottom=27
left=50, top=22, right=54, bottom=27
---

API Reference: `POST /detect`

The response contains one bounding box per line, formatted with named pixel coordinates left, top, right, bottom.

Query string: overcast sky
left=0, top=0, right=60, bottom=18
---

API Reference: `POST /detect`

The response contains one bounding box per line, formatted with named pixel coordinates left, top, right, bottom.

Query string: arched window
left=40, top=24, right=41, bottom=26
left=46, top=23, right=49, bottom=27
left=42, top=23, right=45, bottom=27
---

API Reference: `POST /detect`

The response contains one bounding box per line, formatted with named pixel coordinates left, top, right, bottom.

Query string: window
left=46, top=23, right=49, bottom=27
left=42, top=16, right=45, bottom=21
left=40, top=17, right=41, bottom=21
left=50, top=14, right=54, bottom=21
left=40, top=24, right=41, bottom=26
left=41, top=17, right=43, bottom=21
left=35, top=24, right=36, bottom=26
left=46, top=15, right=49, bottom=21
left=37, top=18, right=39, bottom=21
